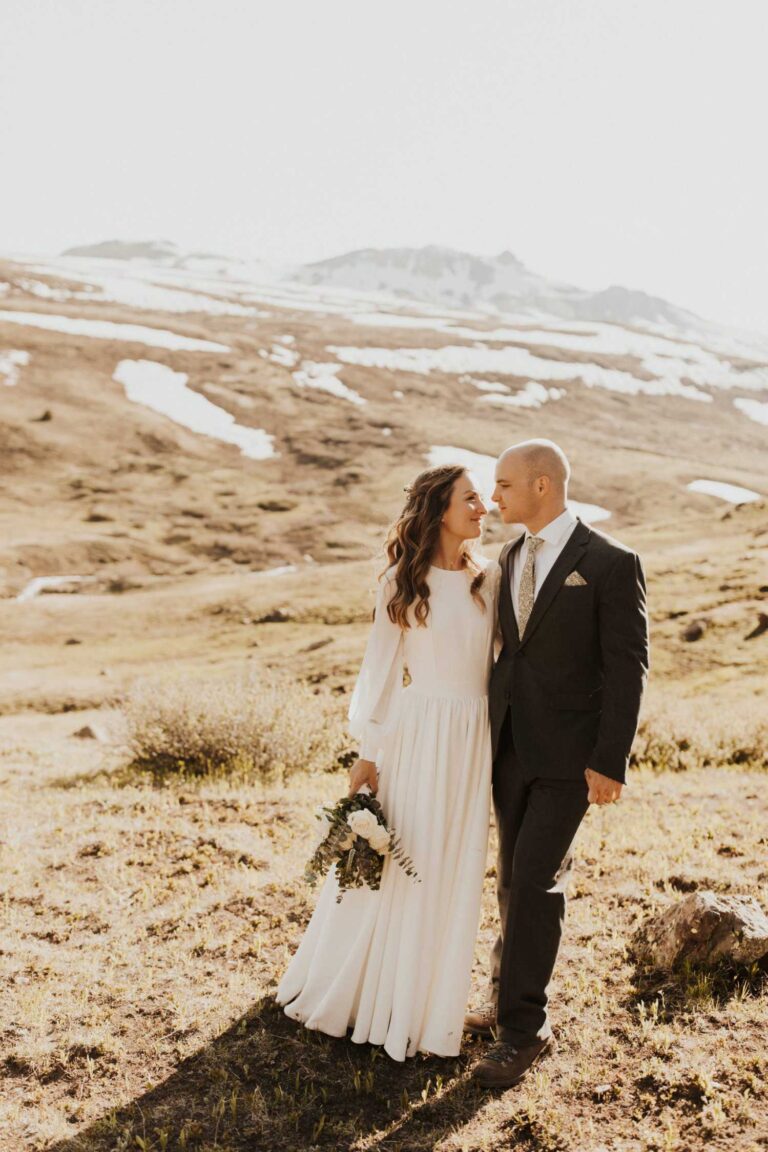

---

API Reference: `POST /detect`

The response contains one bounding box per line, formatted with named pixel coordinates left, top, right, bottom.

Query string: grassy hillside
left=1, top=256, right=766, bottom=1150
left=2, top=255, right=767, bottom=589
left=1, top=714, right=766, bottom=1151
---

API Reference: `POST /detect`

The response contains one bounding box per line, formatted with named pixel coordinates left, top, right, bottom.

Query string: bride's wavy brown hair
left=381, top=464, right=486, bottom=629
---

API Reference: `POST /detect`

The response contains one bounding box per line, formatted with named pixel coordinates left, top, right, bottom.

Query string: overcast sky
left=1, top=0, right=767, bottom=331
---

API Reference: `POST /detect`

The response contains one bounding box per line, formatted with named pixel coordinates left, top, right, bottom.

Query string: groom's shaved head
left=493, top=439, right=571, bottom=530
left=499, top=439, right=570, bottom=490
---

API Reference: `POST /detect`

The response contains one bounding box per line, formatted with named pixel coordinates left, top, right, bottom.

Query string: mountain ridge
left=293, top=243, right=705, bottom=330
left=59, top=239, right=708, bottom=332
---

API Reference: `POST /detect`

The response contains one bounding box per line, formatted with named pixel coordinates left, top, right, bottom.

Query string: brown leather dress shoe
left=463, top=1001, right=497, bottom=1037
left=471, top=1036, right=553, bottom=1088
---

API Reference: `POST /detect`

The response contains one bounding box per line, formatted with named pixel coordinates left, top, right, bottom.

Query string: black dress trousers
left=492, top=710, right=591, bottom=1046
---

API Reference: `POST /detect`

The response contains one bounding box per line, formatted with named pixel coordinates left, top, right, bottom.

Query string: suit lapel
left=519, top=519, right=591, bottom=646
left=498, top=534, right=524, bottom=647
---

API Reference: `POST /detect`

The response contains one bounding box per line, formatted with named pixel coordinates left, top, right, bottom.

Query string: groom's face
left=492, top=454, right=539, bottom=526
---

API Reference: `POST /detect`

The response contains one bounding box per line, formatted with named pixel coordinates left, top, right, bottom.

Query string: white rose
left=347, top=809, right=379, bottom=839
left=368, top=826, right=391, bottom=854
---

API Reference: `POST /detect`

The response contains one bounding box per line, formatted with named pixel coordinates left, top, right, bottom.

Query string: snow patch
left=687, top=479, right=761, bottom=504
left=16, top=575, right=89, bottom=602
left=351, top=312, right=457, bottom=331
left=0, top=311, right=229, bottom=352
left=479, top=382, right=565, bottom=409
left=14, top=262, right=266, bottom=317
left=328, top=343, right=639, bottom=389
left=79, top=277, right=260, bottom=316
left=461, top=375, right=511, bottom=394
left=292, top=361, right=365, bottom=406
left=733, top=397, right=768, bottom=426
left=328, top=337, right=767, bottom=402
left=114, top=359, right=277, bottom=459
left=268, top=343, right=299, bottom=368
left=18, top=278, right=73, bottom=302
left=0, top=349, right=29, bottom=386
left=426, top=446, right=497, bottom=500
left=253, top=565, right=298, bottom=578
left=568, top=501, right=611, bottom=523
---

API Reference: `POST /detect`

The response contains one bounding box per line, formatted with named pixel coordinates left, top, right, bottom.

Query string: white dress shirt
left=510, top=507, right=579, bottom=624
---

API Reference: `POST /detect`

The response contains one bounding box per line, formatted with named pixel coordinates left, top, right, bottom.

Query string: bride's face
left=442, top=471, right=487, bottom=540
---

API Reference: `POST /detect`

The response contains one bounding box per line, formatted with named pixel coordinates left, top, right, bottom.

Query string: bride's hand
left=348, top=758, right=378, bottom=797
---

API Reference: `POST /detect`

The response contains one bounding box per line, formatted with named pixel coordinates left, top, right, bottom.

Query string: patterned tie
left=518, top=535, right=544, bottom=635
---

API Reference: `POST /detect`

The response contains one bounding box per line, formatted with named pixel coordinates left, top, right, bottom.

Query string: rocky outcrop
left=632, top=891, right=768, bottom=969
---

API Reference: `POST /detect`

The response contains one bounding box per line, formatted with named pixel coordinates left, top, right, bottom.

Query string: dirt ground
left=0, top=709, right=766, bottom=1152
left=1, top=259, right=767, bottom=1150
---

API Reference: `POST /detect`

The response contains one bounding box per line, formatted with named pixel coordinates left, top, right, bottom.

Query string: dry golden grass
left=0, top=699, right=766, bottom=1152
left=122, top=670, right=346, bottom=781
left=1, top=261, right=767, bottom=1150
left=632, top=697, right=768, bottom=774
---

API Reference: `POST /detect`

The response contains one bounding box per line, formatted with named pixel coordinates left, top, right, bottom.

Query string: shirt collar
left=525, top=507, right=577, bottom=548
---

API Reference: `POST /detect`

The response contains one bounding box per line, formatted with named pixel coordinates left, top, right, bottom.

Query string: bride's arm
left=347, top=572, right=404, bottom=794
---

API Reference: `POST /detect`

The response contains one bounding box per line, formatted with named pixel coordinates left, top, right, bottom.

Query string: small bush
left=122, top=669, right=346, bottom=781
left=631, top=702, right=767, bottom=773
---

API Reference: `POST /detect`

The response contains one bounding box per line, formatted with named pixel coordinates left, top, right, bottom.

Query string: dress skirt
left=276, top=689, right=492, bottom=1061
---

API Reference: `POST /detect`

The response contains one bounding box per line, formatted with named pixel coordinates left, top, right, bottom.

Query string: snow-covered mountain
left=2, top=237, right=766, bottom=596
left=295, top=245, right=556, bottom=304
left=56, top=238, right=715, bottom=334
left=61, top=239, right=249, bottom=277
left=64, top=239, right=187, bottom=262
left=293, top=244, right=704, bottom=330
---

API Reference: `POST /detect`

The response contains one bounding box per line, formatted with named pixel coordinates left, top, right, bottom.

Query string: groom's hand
left=348, top=758, right=378, bottom=797
left=585, top=767, right=623, bottom=805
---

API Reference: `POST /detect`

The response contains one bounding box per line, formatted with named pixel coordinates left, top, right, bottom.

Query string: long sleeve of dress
left=348, top=573, right=404, bottom=764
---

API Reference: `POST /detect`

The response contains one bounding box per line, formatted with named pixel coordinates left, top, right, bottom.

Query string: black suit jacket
left=489, top=518, right=649, bottom=784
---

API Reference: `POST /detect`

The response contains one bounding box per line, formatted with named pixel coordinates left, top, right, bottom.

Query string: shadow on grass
left=45, top=759, right=289, bottom=792
left=45, top=997, right=491, bottom=1152
left=47, top=755, right=354, bottom=792
left=626, top=955, right=768, bottom=1022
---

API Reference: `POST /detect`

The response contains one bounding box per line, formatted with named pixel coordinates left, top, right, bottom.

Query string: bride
left=276, top=464, right=499, bottom=1061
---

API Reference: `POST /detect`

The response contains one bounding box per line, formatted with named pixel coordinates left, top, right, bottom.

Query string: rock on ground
left=632, top=891, right=768, bottom=969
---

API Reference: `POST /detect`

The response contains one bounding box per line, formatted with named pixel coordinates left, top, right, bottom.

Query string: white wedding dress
left=276, top=558, right=499, bottom=1061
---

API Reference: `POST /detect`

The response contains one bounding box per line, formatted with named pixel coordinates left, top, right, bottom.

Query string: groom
left=468, top=439, right=649, bottom=1089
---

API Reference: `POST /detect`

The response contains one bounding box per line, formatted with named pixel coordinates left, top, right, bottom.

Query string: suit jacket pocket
left=550, top=689, right=603, bottom=711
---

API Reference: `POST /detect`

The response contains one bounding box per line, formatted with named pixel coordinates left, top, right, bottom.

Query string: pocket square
left=564, top=571, right=588, bottom=586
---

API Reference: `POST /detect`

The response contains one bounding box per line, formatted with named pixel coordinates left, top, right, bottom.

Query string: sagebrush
left=631, top=699, right=767, bottom=773
left=122, top=668, right=346, bottom=779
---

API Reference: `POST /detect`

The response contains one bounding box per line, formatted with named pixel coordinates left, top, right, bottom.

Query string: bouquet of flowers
left=305, top=785, right=420, bottom=903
